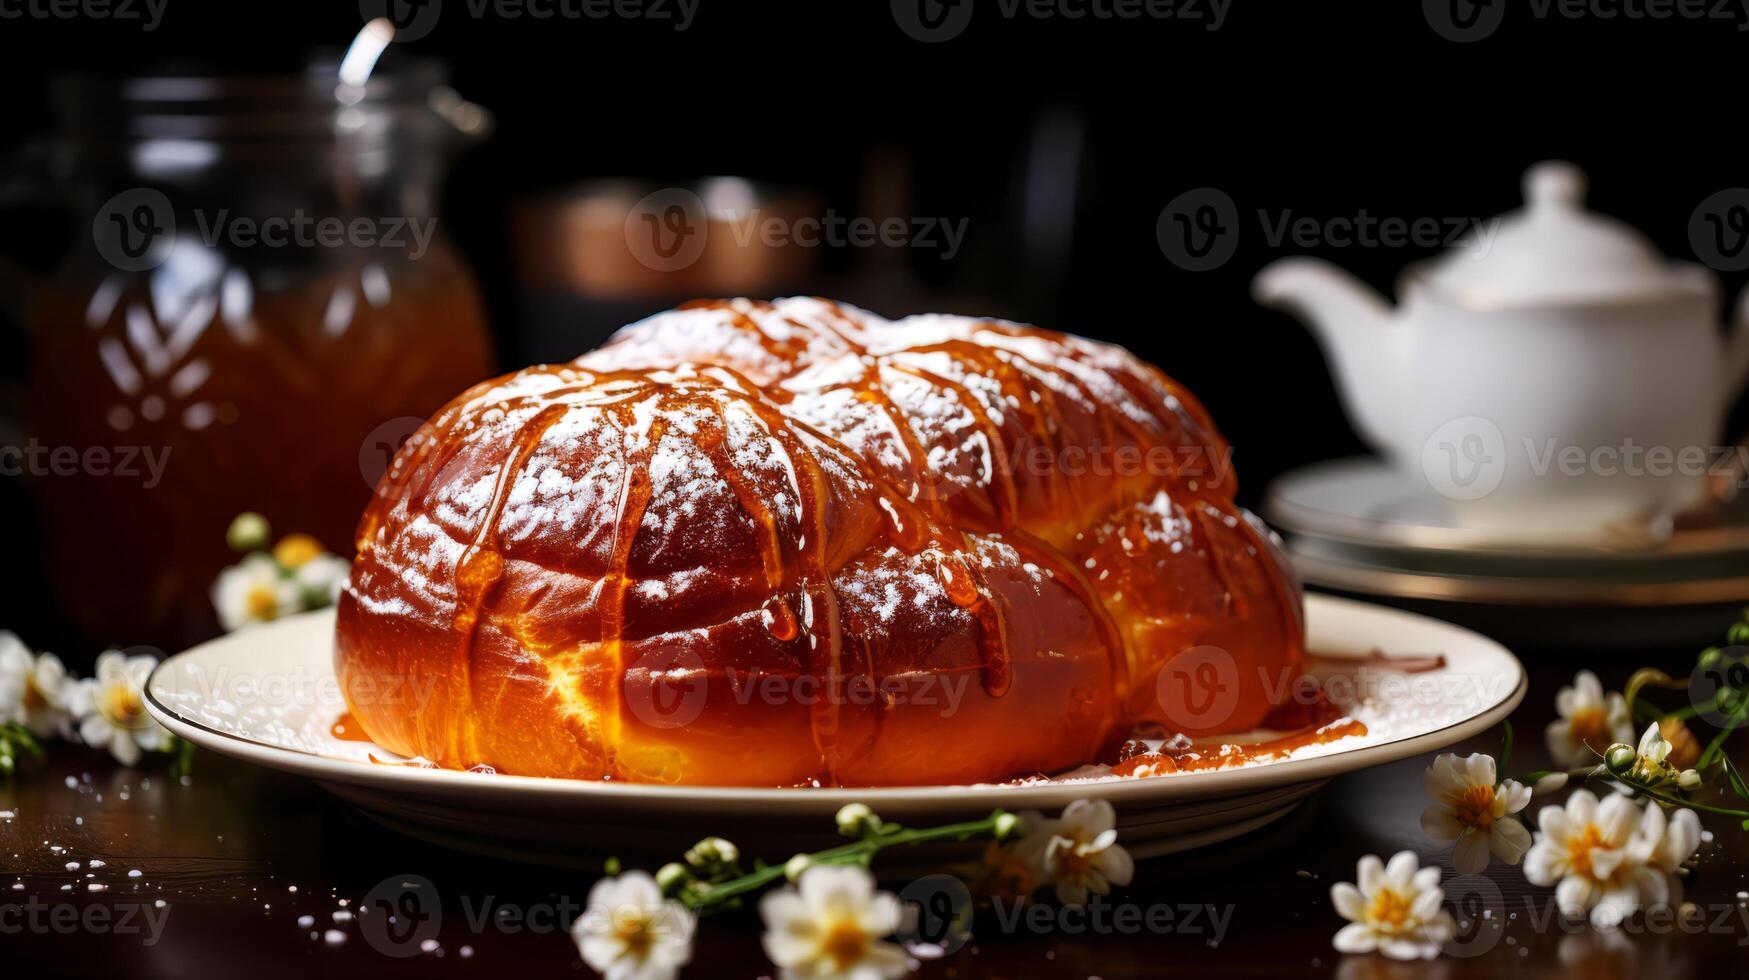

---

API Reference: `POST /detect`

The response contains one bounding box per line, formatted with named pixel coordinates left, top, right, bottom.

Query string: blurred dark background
left=2, top=0, right=1746, bottom=659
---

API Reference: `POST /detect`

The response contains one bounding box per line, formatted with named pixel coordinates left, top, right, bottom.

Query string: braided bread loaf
left=335, top=298, right=1302, bottom=786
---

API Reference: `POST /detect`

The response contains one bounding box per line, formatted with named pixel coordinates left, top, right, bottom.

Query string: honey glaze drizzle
left=449, top=402, right=568, bottom=765
left=733, top=390, right=846, bottom=782
left=596, top=393, right=668, bottom=776
left=1109, top=691, right=1367, bottom=778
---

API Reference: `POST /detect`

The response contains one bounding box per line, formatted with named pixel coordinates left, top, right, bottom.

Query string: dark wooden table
left=4, top=613, right=1747, bottom=979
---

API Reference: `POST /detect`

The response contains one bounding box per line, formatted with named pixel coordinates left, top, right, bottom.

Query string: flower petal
left=1420, top=805, right=1464, bottom=842
left=1452, top=830, right=1491, bottom=874
left=1331, top=882, right=1366, bottom=922
left=1489, top=817, right=1532, bottom=865
left=1383, top=851, right=1419, bottom=890
left=1332, top=923, right=1378, bottom=954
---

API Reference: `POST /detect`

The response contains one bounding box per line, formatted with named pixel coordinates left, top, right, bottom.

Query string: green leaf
left=1498, top=720, right=1515, bottom=778
left=1723, top=755, right=1749, bottom=804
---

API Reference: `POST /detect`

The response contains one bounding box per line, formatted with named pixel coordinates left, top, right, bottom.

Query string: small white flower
left=759, top=864, right=908, bottom=980
left=1419, top=753, right=1533, bottom=874
left=1546, top=671, right=1632, bottom=768
left=1522, top=788, right=1697, bottom=928
left=1010, top=799, right=1135, bottom=906
left=212, top=553, right=304, bottom=632
left=0, top=632, right=74, bottom=738
left=1329, top=851, right=1455, bottom=961
left=572, top=870, right=695, bottom=980
left=67, top=651, right=172, bottom=767
left=294, top=553, right=351, bottom=607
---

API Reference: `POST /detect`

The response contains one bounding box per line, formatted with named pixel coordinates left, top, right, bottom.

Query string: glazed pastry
left=335, top=298, right=1303, bottom=786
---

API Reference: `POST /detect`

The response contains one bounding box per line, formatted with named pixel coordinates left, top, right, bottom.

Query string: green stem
left=1611, top=779, right=1749, bottom=818
left=1696, top=695, right=1749, bottom=770
left=682, top=813, right=1009, bottom=910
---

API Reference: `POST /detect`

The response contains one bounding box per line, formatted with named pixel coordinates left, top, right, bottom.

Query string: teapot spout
left=1253, top=257, right=1402, bottom=454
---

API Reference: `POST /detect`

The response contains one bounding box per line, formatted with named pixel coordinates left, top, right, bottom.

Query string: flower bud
left=783, top=854, right=811, bottom=882
left=684, top=836, right=739, bottom=870
left=655, top=862, right=690, bottom=892
left=1532, top=772, right=1569, bottom=796
left=1604, top=743, right=1637, bottom=777
left=992, top=811, right=1022, bottom=840
left=226, top=512, right=271, bottom=553
left=834, top=803, right=881, bottom=837
left=1678, top=769, right=1702, bottom=790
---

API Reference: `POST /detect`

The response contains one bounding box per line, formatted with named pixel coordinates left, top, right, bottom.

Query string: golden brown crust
left=335, top=298, right=1302, bottom=786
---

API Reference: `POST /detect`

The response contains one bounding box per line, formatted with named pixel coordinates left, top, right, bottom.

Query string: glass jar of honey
left=14, top=59, right=494, bottom=651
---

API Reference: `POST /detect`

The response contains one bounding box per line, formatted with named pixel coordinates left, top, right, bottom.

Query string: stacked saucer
left=1263, top=458, right=1749, bottom=649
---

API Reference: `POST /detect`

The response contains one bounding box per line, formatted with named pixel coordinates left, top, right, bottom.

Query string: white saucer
left=1265, top=457, right=1749, bottom=558
left=145, top=595, right=1525, bottom=869
left=1266, top=458, right=1749, bottom=609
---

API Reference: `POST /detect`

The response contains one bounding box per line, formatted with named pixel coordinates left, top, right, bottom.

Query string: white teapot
left=1254, top=161, right=1749, bottom=538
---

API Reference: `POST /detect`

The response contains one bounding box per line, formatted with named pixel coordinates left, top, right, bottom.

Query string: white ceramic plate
left=146, top=594, right=1525, bottom=868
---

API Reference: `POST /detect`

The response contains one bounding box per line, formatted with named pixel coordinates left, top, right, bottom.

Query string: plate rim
left=145, top=594, right=1527, bottom=809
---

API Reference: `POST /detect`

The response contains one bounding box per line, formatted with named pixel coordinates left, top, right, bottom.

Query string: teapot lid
left=1417, top=161, right=1691, bottom=308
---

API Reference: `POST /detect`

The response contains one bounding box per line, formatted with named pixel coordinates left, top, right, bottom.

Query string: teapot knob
left=1524, top=160, right=1587, bottom=212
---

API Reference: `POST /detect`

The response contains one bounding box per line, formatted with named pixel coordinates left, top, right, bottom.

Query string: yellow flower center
left=1565, top=823, right=1608, bottom=880
left=615, top=913, right=652, bottom=959
left=245, top=584, right=282, bottom=621
left=273, top=534, right=325, bottom=571
left=22, top=676, right=47, bottom=712
left=103, top=683, right=146, bottom=730
left=821, top=918, right=870, bottom=969
left=1366, top=888, right=1414, bottom=934
left=1450, top=784, right=1497, bottom=831
left=1567, top=707, right=1609, bottom=753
